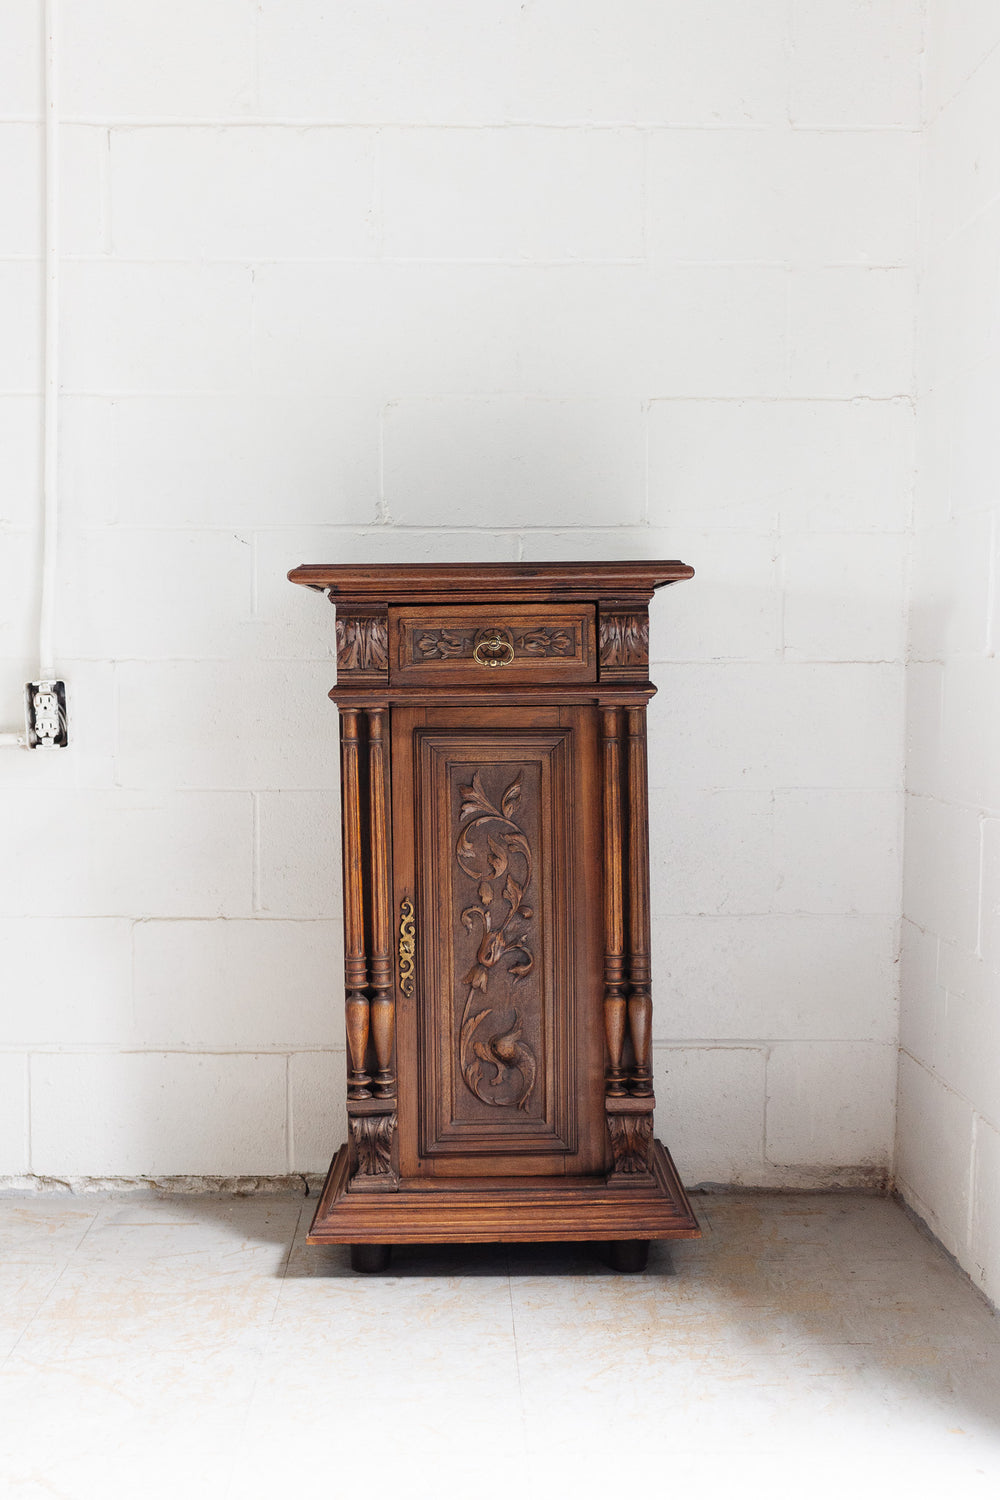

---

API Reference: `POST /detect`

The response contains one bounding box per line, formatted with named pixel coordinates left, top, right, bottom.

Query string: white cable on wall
left=40, top=0, right=59, bottom=681
left=2, top=0, right=60, bottom=746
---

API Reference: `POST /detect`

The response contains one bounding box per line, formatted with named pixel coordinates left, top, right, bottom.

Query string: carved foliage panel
left=598, top=610, right=649, bottom=678
left=607, top=1112, right=653, bottom=1175
left=417, top=730, right=577, bottom=1156
left=336, top=611, right=389, bottom=676
left=348, top=1111, right=397, bottom=1183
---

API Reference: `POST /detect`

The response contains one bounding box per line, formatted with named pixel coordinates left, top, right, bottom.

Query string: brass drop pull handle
left=398, top=898, right=415, bottom=997
left=473, top=629, right=515, bottom=669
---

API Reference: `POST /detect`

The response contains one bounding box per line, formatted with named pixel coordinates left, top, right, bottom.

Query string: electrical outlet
left=25, top=679, right=68, bottom=748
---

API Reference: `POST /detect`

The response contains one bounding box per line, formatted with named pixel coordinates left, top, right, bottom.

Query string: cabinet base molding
left=308, top=1137, right=699, bottom=1246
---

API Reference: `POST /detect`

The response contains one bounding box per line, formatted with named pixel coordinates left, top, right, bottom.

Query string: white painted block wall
left=0, top=0, right=921, bottom=1186
left=896, top=1, right=1000, bottom=1301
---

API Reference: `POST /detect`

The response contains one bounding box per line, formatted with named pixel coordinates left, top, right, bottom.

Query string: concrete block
left=257, top=0, right=521, bottom=123
left=773, top=790, right=901, bottom=915
left=938, top=658, right=1000, bottom=809
left=516, top=0, right=788, bottom=125
left=909, top=514, right=992, bottom=661
left=115, top=659, right=340, bottom=791
left=75, top=394, right=379, bottom=529
left=651, top=914, right=899, bottom=1043
left=980, top=819, right=1000, bottom=976
left=253, top=526, right=519, bottom=663
left=250, top=263, right=523, bottom=398
left=1, top=0, right=43, bottom=117
left=57, top=397, right=115, bottom=528
left=902, top=793, right=981, bottom=955
left=924, top=0, right=1000, bottom=120
left=917, top=204, right=1000, bottom=395
left=898, top=918, right=944, bottom=1073
left=950, top=355, right=1000, bottom=516
left=642, top=529, right=779, bottom=664
left=913, top=384, right=953, bottom=528
left=0, top=919, right=131, bottom=1046
left=60, top=528, right=252, bottom=662
left=789, top=269, right=915, bottom=398
left=29, top=1052, right=287, bottom=1177
left=111, top=128, right=377, bottom=260
left=781, top=532, right=907, bottom=662
left=765, top=1041, right=896, bottom=1169
left=790, top=0, right=923, bottom=128
left=0, top=1054, right=28, bottom=1175
left=648, top=129, right=917, bottom=266
left=0, top=789, right=252, bottom=918
left=653, top=1045, right=766, bottom=1187
left=516, top=529, right=660, bottom=561
left=61, top=0, right=257, bottom=119
left=895, top=1050, right=974, bottom=1263
left=382, top=398, right=645, bottom=528
left=0, top=397, right=41, bottom=528
left=0, top=263, right=42, bottom=391
left=288, top=1051, right=348, bottom=1174
left=61, top=263, right=253, bottom=393
left=61, top=126, right=107, bottom=256
left=931, top=944, right=1000, bottom=1126
left=924, top=47, right=1000, bottom=249
left=971, top=1115, right=1000, bottom=1306
left=647, top=662, right=903, bottom=792
left=133, top=920, right=342, bottom=1050
left=0, top=531, right=41, bottom=663
left=0, top=124, right=41, bottom=257
left=904, top=662, right=945, bottom=799
left=650, top=788, right=775, bottom=916
left=648, top=398, right=914, bottom=535
left=515, top=266, right=789, bottom=399
left=380, top=128, right=643, bottom=262
left=255, top=790, right=341, bottom=920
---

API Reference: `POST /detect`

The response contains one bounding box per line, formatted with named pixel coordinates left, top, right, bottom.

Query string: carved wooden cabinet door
left=392, top=705, right=606, bottom=1180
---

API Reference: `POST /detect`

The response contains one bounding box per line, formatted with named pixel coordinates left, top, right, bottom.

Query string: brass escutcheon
left=398, top=898, right=415, bottom=997
left=472, top=628, right=515, bottom=669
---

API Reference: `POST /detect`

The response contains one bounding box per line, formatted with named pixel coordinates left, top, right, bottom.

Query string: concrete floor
left=1, top=1191, right=998, bottom=1498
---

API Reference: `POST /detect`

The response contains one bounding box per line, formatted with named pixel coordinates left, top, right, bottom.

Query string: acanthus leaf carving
left=350, top=1112, right=396, bottom=1177
left=599, top=613, right=649, bottom=669
left=413, top=625, right=577, bottom=662
left=336, top=615, right=388, bottom=674
left=607, top=1112, right=654, bottom=1175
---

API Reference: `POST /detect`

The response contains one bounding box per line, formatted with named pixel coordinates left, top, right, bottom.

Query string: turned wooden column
left=601, top=706, right=628, bottom=1098
left=366, top=707, right=395, bottom=1099
left=340, top=709, right=371, bottom=1099
left=626, top=706, right=653, bottom=1097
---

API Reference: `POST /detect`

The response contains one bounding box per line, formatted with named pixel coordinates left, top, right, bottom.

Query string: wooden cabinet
left=288, top=562, right=700, bottom=1271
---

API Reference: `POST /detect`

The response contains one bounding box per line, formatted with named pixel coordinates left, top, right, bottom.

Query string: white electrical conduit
left=40, top=0, right=59, bottom=680
left=2, top=0, right=59, bottom=747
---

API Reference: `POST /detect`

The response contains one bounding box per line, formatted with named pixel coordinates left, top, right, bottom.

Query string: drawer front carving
left=389, top=604, right=596, bottom=685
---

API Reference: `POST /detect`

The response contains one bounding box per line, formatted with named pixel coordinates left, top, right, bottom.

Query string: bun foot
left=604, top=1239, right=649, bottom=1273
left=350, top=1243, right=391, bottom=1273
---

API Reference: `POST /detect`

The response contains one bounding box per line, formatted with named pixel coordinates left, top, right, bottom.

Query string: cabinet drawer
left=389, top=604, right=596, bottom=685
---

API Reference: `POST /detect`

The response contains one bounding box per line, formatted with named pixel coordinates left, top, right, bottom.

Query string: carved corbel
left=347, top=1100, right=399, bottom=1192
left=606, top=1097, right=655, bottom=1183
left=335, top=604, right=389, bottom=681
left=598, top=607, right=650, bottom=682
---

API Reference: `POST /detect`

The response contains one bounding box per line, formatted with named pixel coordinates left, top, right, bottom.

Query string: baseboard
left=0, top=1173, right=328, bottom=1196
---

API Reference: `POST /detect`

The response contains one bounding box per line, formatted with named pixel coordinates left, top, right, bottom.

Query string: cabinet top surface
left=287, top=560, right=694, bottom=602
